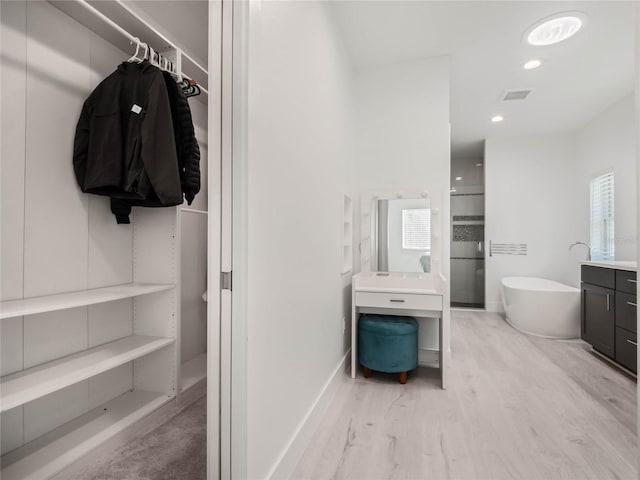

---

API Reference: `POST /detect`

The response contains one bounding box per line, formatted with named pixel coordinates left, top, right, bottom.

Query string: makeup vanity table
left=351, top=271, right=446, bottom=388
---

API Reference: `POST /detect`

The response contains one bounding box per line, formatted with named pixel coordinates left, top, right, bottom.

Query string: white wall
left=484, top=93, right=636, bottom=312
left=354, top=57, right=451, bottom=351
left=485, top=134, right=584, bottom=312
left=577, top=93, right=637, bottom=260
left=245, top=2, right=355, bottom=478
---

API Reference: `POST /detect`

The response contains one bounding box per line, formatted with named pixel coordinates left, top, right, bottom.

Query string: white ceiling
left=329, top=1, right=635, bottom=157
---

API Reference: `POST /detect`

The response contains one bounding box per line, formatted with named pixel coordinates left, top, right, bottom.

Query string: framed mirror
left=361, top=190, right=442, bottom=274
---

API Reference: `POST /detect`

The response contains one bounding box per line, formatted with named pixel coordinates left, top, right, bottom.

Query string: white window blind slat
left=590, top=172, right=614, bottom=261
left=402, top=208, right=431, bottom=250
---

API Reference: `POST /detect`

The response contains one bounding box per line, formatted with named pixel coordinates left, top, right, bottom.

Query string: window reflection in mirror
left=371, top=198, right=431, bottom=273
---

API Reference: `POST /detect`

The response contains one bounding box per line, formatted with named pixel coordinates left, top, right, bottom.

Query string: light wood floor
left=291, top=310, right=638, bottom=480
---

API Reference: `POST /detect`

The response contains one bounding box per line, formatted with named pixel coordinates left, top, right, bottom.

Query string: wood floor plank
left=292, top=310, right=637, bottom=480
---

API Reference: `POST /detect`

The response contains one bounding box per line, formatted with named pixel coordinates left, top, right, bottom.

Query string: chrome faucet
left=569, top=241, right=591, bottom=261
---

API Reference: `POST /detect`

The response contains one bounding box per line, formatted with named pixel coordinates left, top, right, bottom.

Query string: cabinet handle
left=389, top=299, right=405, bottom=303
left=627, top=339, right=638, bottom=347
left=606, top=294, right=611, bottom=312
left=628, top=279, right=637, bottom=284
left=628, top=301, right=638, bottom=308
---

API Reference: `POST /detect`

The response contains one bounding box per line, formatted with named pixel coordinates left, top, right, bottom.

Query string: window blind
left=402, top=208, right=431, bottom=250
left=590, top=172, right=614, bottom=261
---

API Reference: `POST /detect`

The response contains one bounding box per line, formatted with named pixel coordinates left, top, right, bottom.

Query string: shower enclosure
left=450, top=157, right=485, bottom=308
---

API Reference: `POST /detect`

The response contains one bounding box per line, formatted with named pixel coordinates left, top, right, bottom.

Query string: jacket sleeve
left=72, top=95, right=93, bottom=190
left=140, top=73, right=182, bottom=205
left=175, top=87, right=201, bottom=205
left=110, top=198, right=132, bottom=224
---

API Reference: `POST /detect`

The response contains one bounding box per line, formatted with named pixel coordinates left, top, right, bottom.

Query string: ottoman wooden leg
left=363, top=366, right=372, bottom=378
left=399, top=371, right=407, bottom=384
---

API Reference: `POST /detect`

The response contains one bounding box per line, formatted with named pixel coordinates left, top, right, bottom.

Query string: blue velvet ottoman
left=358, top=314, right=418, bottom=384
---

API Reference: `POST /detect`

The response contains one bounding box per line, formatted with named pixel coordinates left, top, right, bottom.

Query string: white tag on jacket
left=131, top=104, right=142, bottom=114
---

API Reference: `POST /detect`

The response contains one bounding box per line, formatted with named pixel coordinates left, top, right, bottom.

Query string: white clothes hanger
left=127, top=37, right=145, bottom=63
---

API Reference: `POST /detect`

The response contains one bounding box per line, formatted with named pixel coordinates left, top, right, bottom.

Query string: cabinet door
left=581, top=283, right=615, bottom=358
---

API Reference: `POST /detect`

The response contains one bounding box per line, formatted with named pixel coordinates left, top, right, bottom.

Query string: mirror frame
left=360, top=189, right=443, bottom=274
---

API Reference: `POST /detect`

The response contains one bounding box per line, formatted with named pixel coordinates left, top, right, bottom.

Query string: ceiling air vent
left=502, top=89, right=532, bottom=101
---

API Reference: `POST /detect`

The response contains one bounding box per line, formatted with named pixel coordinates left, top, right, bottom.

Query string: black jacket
left=109, top=71, right=201, bottom=223
left=73, top=61, right=183, bottom=221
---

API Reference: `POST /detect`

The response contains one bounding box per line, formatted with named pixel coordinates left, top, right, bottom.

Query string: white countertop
left=581, top=260, right=637, bottom=272
left=353, top=271, right=446, bottom=294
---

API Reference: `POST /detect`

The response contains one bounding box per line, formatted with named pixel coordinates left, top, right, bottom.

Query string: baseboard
left=485, top=301, right=504, bottom=313
left=267, top=349, right=351, bottom=480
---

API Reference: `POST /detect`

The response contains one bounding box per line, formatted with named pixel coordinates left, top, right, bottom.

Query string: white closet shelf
left=1, top=390, right=171, bottom=480
left=49, top=0, right=208, bottom=87
left=180, top=353, right=207, bottom=392
left=0, top=283, right=174, bottom=320
left=1, top=335, right=174, bottom=412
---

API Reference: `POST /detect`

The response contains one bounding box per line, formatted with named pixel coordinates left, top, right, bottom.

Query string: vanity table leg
left=351, top=304, right=357, bottom=379
left=439, top=315, right=446, bottom=389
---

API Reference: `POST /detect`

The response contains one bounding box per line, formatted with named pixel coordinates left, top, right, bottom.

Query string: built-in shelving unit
left=1, top=390, right=170, bottom=480
left=342, top=194, right=353, bottom=274
left=0, top=0, right=207, bottom=475
left=2, top=335, right=174, bottom=412
left=0, top=283, right=174, bottom=320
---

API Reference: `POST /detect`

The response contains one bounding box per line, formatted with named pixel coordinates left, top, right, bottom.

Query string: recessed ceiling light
left=491, top=115, right=504, bottom=123
left=455, top=176, right=462, bottom=181
left=526, top=13, right=585, bottom=46
left=523, top=59, right=542, bottom=70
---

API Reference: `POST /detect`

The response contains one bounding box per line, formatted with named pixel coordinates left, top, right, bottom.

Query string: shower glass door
left=450, top=157, right=485, bottom=308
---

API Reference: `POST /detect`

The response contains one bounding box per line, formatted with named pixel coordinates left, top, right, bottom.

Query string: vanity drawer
left=355, top=291, right=443, bottom=311
left=616, top=270, right=637, bottom=294
left=581, top=266, right=615, bottom=289
left=615, top=327, right=637, bottom=373
left=616, top=291, right=637, bottom=333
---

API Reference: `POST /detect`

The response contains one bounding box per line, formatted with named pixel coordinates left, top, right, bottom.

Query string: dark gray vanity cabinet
left=581, top=265, right=637, bottom=373
left=581, top=281, right=615, bottom=358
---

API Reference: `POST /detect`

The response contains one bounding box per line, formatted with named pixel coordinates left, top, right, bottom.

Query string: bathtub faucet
left=569, top=241, right=591, bottom=261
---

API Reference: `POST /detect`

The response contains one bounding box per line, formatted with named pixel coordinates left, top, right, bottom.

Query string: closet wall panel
left=88, top=300, right=133, bottom=347
left=0, top=0, right=27, bottom=458
left=1, top=319, right=23, bottom=377
left=0, top=0, right=26, bottom=303
left=88, top=365, right=133, bottom=410
left=23, top=310, right=87, bottom=369
left=87, top=36, right=133, bottom=289
left=180, top=212, right=207, bottom=362
left=1, top=409, right=23, bottom=456
left=23, top=382, right=88, bottom=443
left=23, top=1, right=90, bottom=298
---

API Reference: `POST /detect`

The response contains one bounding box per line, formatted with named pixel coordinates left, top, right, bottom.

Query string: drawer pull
left=628, top=279, right=637, bottom=284
left=389, top=299, right=405, bottom=303
left=628, top=301, right=638, bottom=307
left=627, top=339, right=638, bottom=347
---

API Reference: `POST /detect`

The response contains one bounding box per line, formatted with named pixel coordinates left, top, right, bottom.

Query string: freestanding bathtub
left=501, top=277, right=580, bottom=339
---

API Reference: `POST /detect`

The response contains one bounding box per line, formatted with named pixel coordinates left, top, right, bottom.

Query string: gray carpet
left=68, top=395, right=206, bottom=480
